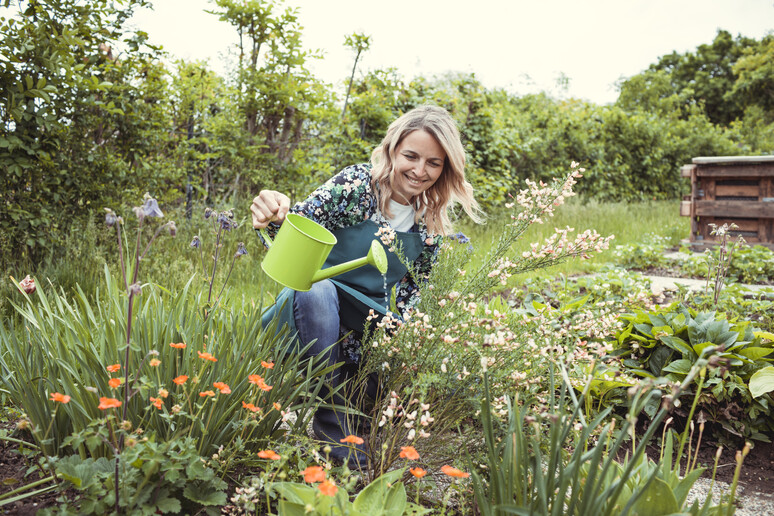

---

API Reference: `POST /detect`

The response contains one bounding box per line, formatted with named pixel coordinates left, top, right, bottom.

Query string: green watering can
left=259, top=213, right=388, bottom=292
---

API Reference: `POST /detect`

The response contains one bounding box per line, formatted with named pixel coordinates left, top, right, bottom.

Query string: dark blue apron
left=260, top=220, right=423, bottom=351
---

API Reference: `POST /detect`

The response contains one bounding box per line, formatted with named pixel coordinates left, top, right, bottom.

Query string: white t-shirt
left=387, top=200, right=416, bottom=232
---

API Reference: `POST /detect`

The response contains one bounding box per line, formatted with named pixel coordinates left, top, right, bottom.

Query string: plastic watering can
left=259, top=213, right=388, bottom=292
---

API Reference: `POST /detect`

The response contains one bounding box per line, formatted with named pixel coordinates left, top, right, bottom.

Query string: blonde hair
left=370, top=105, right=483, bottom=236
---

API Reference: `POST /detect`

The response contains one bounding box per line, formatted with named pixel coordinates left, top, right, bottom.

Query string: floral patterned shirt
left=264, top=164, right=443, bottom=363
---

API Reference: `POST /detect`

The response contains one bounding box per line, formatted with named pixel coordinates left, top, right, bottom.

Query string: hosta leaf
left=749, top=366, right=774, bottom=398
left=754, top=331, right=774, bottom=342
left=737, top=347, right=774, bottom=361
left=659, top=335, right=695, bottom=358
left=662, top=359, right=692, bottom=374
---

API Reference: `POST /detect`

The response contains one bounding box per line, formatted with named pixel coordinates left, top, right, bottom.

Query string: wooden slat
left=696, top=165, right=774, bottom=177
left=715, top=184, right=761, bottom=198
left=695, top=201, right=774, bottom=218
left=697, top=218, right=761, bottom=232
left=680, top=201, right=691, bottom=216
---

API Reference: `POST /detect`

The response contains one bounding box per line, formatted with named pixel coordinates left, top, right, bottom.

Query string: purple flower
left=235, top=242, right=247, bottom=258
left=190, top=235, right=201, bottom=249
left=218, top=212, right=237, bottom=231
left=142, top=197, right=164, bottom=218
left=450, top=232, right=470, bottom=244
left=204, top=207, right=214, bottom=219
left=104, top=208, right=118, bottom=227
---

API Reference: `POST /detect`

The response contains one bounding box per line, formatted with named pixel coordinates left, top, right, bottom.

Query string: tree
left=341, top=32, right=371, bottom=118
left=0, top=0, right=169, bottom=265
left=731, top=35, right=774, bottom=121
left=210, top=0, right=330, bottom=192
left=646, top=30, right=758, bottom=125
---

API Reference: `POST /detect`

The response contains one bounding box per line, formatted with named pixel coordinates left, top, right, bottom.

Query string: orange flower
left=198, top=351, right=217, bottom=362
left=302, top=465, right=326, bottom=483
left=272, top=402, right=282, bottom=411
left=199, top=390, right=216, bottom=397
left=150, top=397, right=163, bottom=409
left=98, top=397, right=122, bottom=410
left=149, top=358, right=161, bottom=367
left=49, top=392, right=70, bottom=404
left=318, top=479, right=338, bottom=496
left=213, top=382, right=231, bottom=394
left=410, top=467, right=427, bottom=478
left=242, top=401, right=261, bottom=413
left=261, top=360, right=274, bottom=369
left=340, top=435, right=364, bottom=445
left=173, top=375, right=188, bottom=385
left=441, top=465, right=470, bottom=478
left=158, top=388, right=169, bottom=398
left=256, top=378, right=272, bottom=391
left=169, top=342, right=186, bottom=349
left=248, top=374, right=263, bottom=385
left=257, top=449, right=280, bottom=460
left=108, top=378, right=122, bottom=389
left=399, top=446, right=420, bottom=460
left=106, top=364, right=121, bottom=373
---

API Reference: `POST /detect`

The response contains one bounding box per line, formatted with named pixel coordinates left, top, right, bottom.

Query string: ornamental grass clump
left=469, top=361, right=744, bottom=515
left=355, top=162, right=615, bottom=476
left=0, top=198, right=330, bottom=513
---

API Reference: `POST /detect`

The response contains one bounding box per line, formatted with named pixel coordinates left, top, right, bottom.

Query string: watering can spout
left=311, top=239, right=388, bottom=284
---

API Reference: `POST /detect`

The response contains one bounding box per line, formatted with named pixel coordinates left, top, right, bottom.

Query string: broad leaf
left=750, top=366, right=774, bottom=398
left=630, top=477, right=679, bottom=515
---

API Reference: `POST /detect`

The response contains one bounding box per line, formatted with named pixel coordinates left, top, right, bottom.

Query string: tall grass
left=458, top=199, right=688, bottom=282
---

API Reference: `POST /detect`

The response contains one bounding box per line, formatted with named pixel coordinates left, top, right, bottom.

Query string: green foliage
left=634, top=29, right=760, bottom=125
left=469, top=364, right=738, bottom=515
left=0, top=0, right=176, bottom=266
left=612, top=304, right=774, bottom=441
left=269, top=468, right=429, bottom=516
left=680, top=245, right=774, bottom=285
left=48, top=434, right=227, bottom=515
left=0, top=265, right=330, bottom=457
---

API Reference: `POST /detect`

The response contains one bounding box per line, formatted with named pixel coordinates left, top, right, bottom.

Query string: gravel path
left=687, top=477, right=774, bottom=515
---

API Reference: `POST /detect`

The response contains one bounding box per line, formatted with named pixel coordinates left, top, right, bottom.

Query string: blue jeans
left=293, top=281, right=367, bottom=464
left=293, top=279, right=341, bottom=378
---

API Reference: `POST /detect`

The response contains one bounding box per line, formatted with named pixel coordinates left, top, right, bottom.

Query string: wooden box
left=680, top=156, right=774, bottom=250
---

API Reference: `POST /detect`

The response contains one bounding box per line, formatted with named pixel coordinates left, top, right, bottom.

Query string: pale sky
left=128, top=0, right=774, bottom=105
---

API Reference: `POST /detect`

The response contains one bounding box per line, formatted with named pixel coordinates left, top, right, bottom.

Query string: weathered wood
left=693, top=156, right=774, bottom=165
left=695, top=201, right=774, bottom=218
left=681, top=164, right=697, bottom=178
left=715, top=184, right=761, bottom=198
left=696, top=165, right=774, bottom=177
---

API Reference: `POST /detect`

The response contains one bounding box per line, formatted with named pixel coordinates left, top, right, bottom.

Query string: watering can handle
left=257, top=228, right=273, bottom=248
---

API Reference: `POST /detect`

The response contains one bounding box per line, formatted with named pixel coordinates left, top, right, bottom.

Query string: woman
left=251, top=105, right=482, bottom=468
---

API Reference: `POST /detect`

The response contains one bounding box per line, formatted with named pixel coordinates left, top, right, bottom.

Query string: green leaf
left=662, top=359, right=692, bottom=374
left=155, top=496, right=182, bottom=514
left=754, top=331, right=774, bottom=342
left=630, top=477, right=679, bottom=515
left=659, top=335, right=695, bottom=358
left=750, top=366, right=774, bottom=398
left=352, top=469, right=406, bottom=515
left=738, top=347, right=774, bottom=361
left=269, top=482, right=317, bottom=506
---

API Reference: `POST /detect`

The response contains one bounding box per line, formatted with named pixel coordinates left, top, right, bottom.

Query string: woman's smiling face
left=390, top=129, right=446, bottom=205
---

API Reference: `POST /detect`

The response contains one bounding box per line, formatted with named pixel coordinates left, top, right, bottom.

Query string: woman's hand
left=251, top=190, right=291, bottom=229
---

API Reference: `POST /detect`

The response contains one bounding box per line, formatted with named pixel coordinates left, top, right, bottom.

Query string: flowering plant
left=355, top=163, right=615, bottom=474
